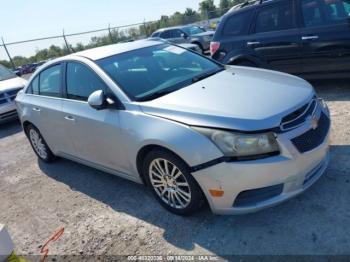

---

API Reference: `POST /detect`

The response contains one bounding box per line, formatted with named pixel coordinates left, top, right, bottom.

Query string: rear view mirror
left=88, top=90, right=106, bottom=110
left=181, top=33, right=188, bottom=39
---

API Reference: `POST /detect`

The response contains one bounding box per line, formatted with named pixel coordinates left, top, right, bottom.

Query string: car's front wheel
left=26, top=124, right=56, bottom=163
left=143, top=150, right=205, bottom=216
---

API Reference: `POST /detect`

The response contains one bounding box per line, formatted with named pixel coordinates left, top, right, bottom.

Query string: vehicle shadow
left=0, top=119, right=22, bottom=139
left=38, top=144, right=350, bottom=255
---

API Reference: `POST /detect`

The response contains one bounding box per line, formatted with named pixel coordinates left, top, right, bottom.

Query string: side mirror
left=181, top=33, right=188, bottom=39
left=88, top=90, right=107, bottom=110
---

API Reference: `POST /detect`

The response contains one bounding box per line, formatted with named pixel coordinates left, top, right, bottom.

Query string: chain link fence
left=0, top=10, right=224, bottom=69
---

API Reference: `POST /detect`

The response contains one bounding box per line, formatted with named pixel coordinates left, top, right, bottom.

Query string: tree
left=1, top=0, right=227, bottom=67
left=199, top=0, right=217, bottom=19
left=183, top=8, right=200, bottom=24
left=219, top=0, right=230, bottom=15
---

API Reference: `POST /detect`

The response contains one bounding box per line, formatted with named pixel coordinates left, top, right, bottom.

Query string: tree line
left=0, top=0, right=245, bottom=68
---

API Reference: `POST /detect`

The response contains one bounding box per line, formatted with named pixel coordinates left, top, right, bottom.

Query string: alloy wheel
left=29, top=129, right=48, bottom=160
left=149, top=158, right=191, bottom=209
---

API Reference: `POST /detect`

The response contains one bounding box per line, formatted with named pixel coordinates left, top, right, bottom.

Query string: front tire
left=26, top=124, right=56, bottom=163
left=143, top=150, right=205, bottom=216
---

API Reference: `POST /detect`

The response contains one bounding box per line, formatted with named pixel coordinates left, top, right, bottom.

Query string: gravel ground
left=0, top=80, right=349, bottom=259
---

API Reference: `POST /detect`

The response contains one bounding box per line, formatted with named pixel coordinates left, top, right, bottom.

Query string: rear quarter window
left=151, top=32, right=160, bottom=37
left=222, top=11, right=253, bottom=36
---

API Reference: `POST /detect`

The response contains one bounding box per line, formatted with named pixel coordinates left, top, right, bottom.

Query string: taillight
left=210, top=42, right=220, bottom=56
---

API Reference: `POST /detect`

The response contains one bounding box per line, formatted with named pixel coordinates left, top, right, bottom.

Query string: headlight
left=193, top=127, right=280, bottom=158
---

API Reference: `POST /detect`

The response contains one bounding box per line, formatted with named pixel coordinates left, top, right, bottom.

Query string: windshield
left=0, top=64, right=16, bottom=81
left=97, top=44, right=223, bottom=101
left=182, top=26, right=206, bottom=35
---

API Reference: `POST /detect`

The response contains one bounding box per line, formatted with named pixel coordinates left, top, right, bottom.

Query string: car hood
left=139, top=66, right=315, bottom=132
left=0, top=77, right=27, bottom=92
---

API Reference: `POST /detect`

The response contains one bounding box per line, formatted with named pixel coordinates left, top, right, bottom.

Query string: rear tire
left=26, top=124, right=56, bottom=163
left=143, top=149, right=205, bottom=216
left=193, top=42, right=204, bottom=54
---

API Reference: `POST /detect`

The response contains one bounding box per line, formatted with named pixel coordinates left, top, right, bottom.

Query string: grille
left=280, top=99, right=317, bottom=131
left=7, top=88, right=21, bottom=101
left=0, top=110, right=17, bottom=119
left=291, top=112, right=330, bottom=153
left=0, top=93, right=6, bottom=105
left=0, top=88, right=22, bottom=105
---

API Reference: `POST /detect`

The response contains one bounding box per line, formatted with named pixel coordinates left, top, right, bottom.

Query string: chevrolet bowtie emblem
left=311, top=115, right=318, bottom=130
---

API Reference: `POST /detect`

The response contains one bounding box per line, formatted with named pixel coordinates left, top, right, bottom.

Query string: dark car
left=211, top=0, right=350, bottom=79
left=151, top=25, right=215, bottom=54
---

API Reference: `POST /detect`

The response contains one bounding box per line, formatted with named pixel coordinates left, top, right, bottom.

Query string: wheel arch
left=22, top=120, right=35, bottom=137
left=136, top=144, right=192, bottom=185
left=190, top=40, right=203, bottom=50
left=226, top=54, right=262, bottom=66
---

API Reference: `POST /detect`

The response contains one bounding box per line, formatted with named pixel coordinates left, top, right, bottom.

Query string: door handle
left=247, top=41, right=260, bottom=46
left=302, top=35, right=319, bottom=41
left=32, top=107, right=41, bottom=112
left=64, top=116, right=75, bottom=121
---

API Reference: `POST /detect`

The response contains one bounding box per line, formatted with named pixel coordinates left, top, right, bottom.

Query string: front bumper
left=0, top=101, right=18, bottom=123
left=192, top=110, right=330, bottom=215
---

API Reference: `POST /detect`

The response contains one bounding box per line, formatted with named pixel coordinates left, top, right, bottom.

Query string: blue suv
left=211, top=0, right=350, bottom=79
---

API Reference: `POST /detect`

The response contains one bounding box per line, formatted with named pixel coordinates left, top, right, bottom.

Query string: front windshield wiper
left=137, top=89, right=175, bottom=102
left=191, top=68, right=224, bottom=84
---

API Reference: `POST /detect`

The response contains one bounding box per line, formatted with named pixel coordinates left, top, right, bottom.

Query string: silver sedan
left=15, top=40, right=330, bottom=215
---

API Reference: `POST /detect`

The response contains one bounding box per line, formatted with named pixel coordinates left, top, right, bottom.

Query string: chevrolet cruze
left=15, top=40, right=331, bottom=215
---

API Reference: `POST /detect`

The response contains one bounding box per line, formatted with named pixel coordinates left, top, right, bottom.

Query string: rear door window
left=27, top=64, right=62, bottom=97
left=223, top=11, right=253, bottom=36
left=31, top=76, right=39, bottom=95
left=160, top=30, right=171, bottom=39
left=172, top=29, right=183, bottom=38
left=323, top=0, right=350, bottom=23
left=27, top=75, right=39, bottom=95
left=39, top=65, right=62, bottom=97
left=151, top=32, right=160, bottom=37
left=301, top=0, right=327, bottom=27
left=255, top=2, right=295, bottom=33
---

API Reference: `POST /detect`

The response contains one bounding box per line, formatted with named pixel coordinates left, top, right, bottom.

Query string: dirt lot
left=0, top=80, right=349, bottom=259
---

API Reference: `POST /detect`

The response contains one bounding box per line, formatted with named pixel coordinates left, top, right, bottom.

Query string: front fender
left=119, top=110, right=223, bottom=176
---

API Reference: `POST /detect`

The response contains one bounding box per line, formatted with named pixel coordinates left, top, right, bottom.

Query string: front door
left=60, top=61, right=129, bottom=174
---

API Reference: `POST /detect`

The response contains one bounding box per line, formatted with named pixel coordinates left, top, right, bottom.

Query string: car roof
left=73, top=39, right=163, bottom=61
left=153, top=25, right=197, bottom=34
left=226, top=0, right=276, bottom=17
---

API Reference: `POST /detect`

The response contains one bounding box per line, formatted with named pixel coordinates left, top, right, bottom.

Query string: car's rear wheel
left=26, top=124, right=55, bottom=163
left=193, top=42, right=204, bottom=54
left=143, top=150, right=205, bottom=216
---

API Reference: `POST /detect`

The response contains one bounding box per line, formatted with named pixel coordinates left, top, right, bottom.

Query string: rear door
left=25, top=64, right=69, bottom=154
left=247, top=0, right=302, bottom=74
left=159, top=30, right=172, bottom=41
left=299, top=0, right=350, bottom=75
left=161, top=29, right=187, bottom=44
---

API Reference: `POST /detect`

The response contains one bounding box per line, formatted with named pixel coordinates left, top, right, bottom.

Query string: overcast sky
left=0, top=0, right=220, bottom=59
